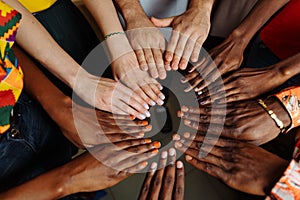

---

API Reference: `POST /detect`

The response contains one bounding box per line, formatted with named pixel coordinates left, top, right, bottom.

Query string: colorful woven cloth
left=0, top=2, right=23, bottom=134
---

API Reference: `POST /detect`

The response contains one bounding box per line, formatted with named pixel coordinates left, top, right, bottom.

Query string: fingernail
left=149, top=100, right=156, bottom=106
left=159, top=93, right=165, bottom=100
left=180, top=139, right=185, bottom=144
left=141, top=161, right=148, bottom=167
left=183, top=132, right=190, bottom=138
left=144, top=104, right=149, bottom=110
left=157, top=99, right=164, bottom=105
left=177, top=111, right=183, bottom=118
left=185, top=155, right=193, bottom=161
left=145, top=111, right=151, bottom=118
left=166, top=55, right=172, bottom=61
left=184, top=120, right=191, bottom=125
left=141, top=121, right=148, bottom=126
left=150, top=162, right=158, bottom=170
left=161, top=151, right=168, bottom=159
left=159, top=85, right=163, bottom=90
left=137, top=132, right=145, bottom=138
left=176, top=161, right=183, bottom=168
left=179, top=63, right=186, bottom=69
left=172, top=63, right=178, bottom=70
left=200, top=100, right=207, bottom=105
left=153, top=141, right=161, bottom=148
left=181, top=77, right=187, bottom=83
left=139, top=114, right=146, bottom=120
left=184, top=87, right=192, bottom=92
left=169, top=148, right=176, bottom=156
left=181, top=106, right=188, bottom=112
left=130, top=115, right=136, bottom=120
left=197, top=90, right=203, bottom=95
left=172, top=134, right=180, bottom=141
left=152, top=149, right=159, bottom=154
left=146, top=125, right=152, bottom=130
left=145, top=138, right=152, bottom=144
left=175, top=141, right=183, bottom=148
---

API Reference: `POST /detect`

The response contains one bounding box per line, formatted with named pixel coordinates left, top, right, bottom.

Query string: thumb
left=150, top=16, right=175, bottom=27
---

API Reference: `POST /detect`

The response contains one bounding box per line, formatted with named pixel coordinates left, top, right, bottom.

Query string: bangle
left=104, top=31, right=125, bottom=40
left=257, top=99, right=286, bottom=133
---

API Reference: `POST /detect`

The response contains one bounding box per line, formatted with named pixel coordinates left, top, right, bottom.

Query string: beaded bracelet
left=104, top=31, right=125, bottom=40
left=273, top=86, right=300, bottom=132
left=257, top=99, right=286, bottom=133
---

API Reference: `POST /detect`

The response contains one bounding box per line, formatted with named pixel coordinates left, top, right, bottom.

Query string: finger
left=114, top=124, right=152, bottom=134
left=191, top=39, right=203, bottom=62
left=166, top=31, right=179, bottom=65
left=124, top=160, right=149, bottom=174
left=135, top=49, right=148, bottom=71
left=147, top=151, right=168, bottom=199
left=184, top=75, right=203, bottom=92
left=103, top=118, right=148, bottom=126
left=173, top=161, right=184, bottom=200
left=140, top=84, right=164, bottom=106
left=106, top=133, right=146, bottom=143
left=138, top=162, right=158, bottom=200
left=188, top=55, right=206, bottom=73
left=125, top=141, right=161, bottom=154
left=173, top=35, right=188, bottom=70
left=143, top=48, right=158, bottom=78
left=148, top=83, right=165, bottom=104
left=150, top=16, right=175, bottom=27
left=118, top=148, right=159, bottom=171
left=181, top=71, right=199, bottom=83
left=152, top=48, right=166, bottom=79
left=114, top=100, right=147, bottom=120
left=159, top=148, right=176, bottom=200
left=179, top=37, right=196, bottom=70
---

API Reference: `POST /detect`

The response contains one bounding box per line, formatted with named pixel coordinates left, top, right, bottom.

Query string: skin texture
left=14, top=45, right=152, bottom=148
left=0, top=140, right=160, bottom=199
left=138, top=149, right=185, bottom=200
left=174, top=134, right=289, bottom=196
left=114, top=0, right=167, bottom=79
left=183, top=0, right=290, bottom=93
left=178, top=96, right=291, bottom=145
left=5, top=0, right=160, bottom=119
left=151, top=0, right=214, bottom=70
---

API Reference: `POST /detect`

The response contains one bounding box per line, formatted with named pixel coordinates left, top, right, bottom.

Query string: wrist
left=229, top=28, right=252, bottom=49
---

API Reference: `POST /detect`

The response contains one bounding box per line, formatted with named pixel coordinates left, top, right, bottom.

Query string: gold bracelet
left=257, top=99, right=286, bottom=133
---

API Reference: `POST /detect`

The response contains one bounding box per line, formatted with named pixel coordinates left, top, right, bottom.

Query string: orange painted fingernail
left=177, top=111, right=183, bottom=117
left=137, top=132, right=145, bottom=138
left=141, top=161, right=148, bottom=167
left=130, top=115, right=135, bottom=120
left=145, top=139, right=152, bottom=144
left=141, top=121, right=148, bottom=126
left=146, top=125, right=152, bottom=130
left=152, top=149, right=159, bottom=154
left=153, top=141, right=161, bottom=148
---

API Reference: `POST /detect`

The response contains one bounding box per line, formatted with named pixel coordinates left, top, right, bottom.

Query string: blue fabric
left=0, top=92, right=77, bottom=192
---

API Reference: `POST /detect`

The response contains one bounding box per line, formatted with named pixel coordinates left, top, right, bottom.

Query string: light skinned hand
left=174, top=135, right=289, bottom=196
left=151, top=7, right=210, bottom=70
left=138, top=149, right=184, bottom=200
left=111, top=52, right=165, bottom=108
left=126, top=18, right=167, bottom=79
left=60, top=101, right=153, bottom=148
left=178, top=97, right=291, bottom=145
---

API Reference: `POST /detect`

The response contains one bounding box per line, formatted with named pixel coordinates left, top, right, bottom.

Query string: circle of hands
left=65, top=25, right=291, bottom=199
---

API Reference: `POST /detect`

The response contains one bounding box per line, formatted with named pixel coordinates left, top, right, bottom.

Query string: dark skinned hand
left=138, top=148, right=184, bottom=200
left=173, top=134, right=289, bottom=196
left=178, top=97, right=291, bottom=145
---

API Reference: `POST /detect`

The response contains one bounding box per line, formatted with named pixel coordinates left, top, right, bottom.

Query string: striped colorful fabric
left=0, top=2, right=23, bottom=134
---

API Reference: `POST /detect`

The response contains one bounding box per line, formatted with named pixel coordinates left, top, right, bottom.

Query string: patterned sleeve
left=266, top=140, right=300, bottom=200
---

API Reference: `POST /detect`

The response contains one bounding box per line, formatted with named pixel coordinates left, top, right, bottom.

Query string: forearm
left=13, top=45, right=73, bottom=128
left=276, top=53, right=300, bottom=80
left=113, top=0, right=148, bottom=27
left=3, top=0, right=81, bottom=89
left=232, top=0, right=289, bottom=47
left=0, top=165, right=70, bottom=200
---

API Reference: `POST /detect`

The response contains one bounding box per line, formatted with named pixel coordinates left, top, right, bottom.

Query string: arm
left=185, top=0, right=290, bottom=93
left=0, top=140, right=159, bottom=199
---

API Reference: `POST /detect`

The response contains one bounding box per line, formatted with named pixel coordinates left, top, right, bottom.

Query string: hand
left=182, top=31, right=247, bottom=93
left=59, top=101, right=153, bottom=148
left=138, top=149, right=184, bottom=200
left=178, top=97, right=291, bottom=145
left=111, top=52, right=165, bottom=107
left=174, top=135, right=289, bottom=196
left=151, top=6, right=211, bottom=70
left=74, top=72, right=152, bottom=120
left=195, top=66, right=285, bottom=104
left=126, top=17, right=167, bottom=79
left=65, top=138, right=160, bottom=195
